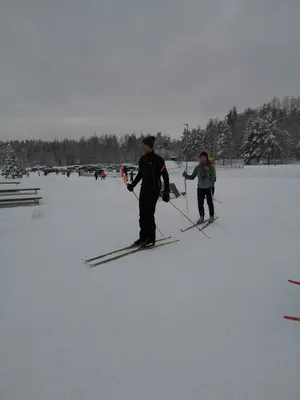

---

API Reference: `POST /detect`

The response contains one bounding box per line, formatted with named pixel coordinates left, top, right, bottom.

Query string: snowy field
left=1, top=163, right=300, bottom=400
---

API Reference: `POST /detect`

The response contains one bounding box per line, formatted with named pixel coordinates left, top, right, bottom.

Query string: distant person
left=130, top=170, right=134, bottom=182
left=123, top=166, right=128, bottom=179
left=183, top=151, right=216, bottom=224
left=67, top=171, right=70, bottom=178
left=94, top=171, right=98, bottom=180
left=208, top=155, right=216, bottom=196
left=127, top=136, right=170, bottom=247
left=78, top=171, right=81, bottom=177
left=101, top=171, right=106, bottom=180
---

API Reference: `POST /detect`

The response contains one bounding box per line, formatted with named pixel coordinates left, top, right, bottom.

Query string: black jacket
left=132, top=152, right=170, bottom=193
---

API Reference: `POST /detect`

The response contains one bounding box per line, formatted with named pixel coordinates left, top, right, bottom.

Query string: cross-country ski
left=180, top=216, right=219, bottom=233
left=180, top=219, right=209, bottom=232
left=82, top=236, right=172, bottom=263
left=198, top=216, right=219, bottom=231
left=88, top=238, right=180, bottom=267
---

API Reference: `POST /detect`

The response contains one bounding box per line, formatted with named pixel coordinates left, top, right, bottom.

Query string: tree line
left=1, top=96, right=300, bottom=167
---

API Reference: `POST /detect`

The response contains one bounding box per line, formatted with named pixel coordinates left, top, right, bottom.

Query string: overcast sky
left=1, top=0, right=300, bottom=141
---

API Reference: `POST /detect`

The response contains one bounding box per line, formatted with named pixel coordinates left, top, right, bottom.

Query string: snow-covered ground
left=1, top=164, right=300, bottom=400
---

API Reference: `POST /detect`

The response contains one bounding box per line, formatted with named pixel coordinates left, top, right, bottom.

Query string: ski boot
left=132, top=238, right=146, bottom=247
left=197, top=216, right=204, bottom=225
left=142, top=238, right=155, bottom=248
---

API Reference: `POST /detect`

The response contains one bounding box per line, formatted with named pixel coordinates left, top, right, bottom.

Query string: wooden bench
left=0, top=187, right=41, bottom=195
left=0, top=181, right=20, bottom=185
left=0, top=196, right=42, bottom=206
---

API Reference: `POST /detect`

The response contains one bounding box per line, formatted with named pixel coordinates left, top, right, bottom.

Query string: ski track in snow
left=1, top=163, right=300, bottom=400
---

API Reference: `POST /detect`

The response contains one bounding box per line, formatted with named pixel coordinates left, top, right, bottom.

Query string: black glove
left=182, top=171, right=187, bottom=178
left=162, top=191, right=170, bottom=203
left=127, top=183, right=134, bottom=192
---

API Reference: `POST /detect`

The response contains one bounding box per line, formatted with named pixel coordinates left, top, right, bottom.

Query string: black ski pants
left=139, top=189, right=159, bottom=242
left=197, top=187, right=214, bottom=217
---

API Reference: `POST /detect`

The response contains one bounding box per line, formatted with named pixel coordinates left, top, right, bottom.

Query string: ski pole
left=184, top=165, right=189, bottom=217
left=132, top=191, right=139, bottom=201
left=132, top=191, right=163, bottom=237
left=169, top=200, right=211, bottom=239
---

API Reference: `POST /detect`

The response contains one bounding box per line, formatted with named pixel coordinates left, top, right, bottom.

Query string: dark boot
left=197, top=216, right=204, bottom=224
left=133, top=238, right=147, bottom=247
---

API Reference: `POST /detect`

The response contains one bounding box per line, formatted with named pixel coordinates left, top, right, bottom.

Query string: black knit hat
left=142, top=136, right=156, bottom=150
left=200, top=151, right=209, bottom=159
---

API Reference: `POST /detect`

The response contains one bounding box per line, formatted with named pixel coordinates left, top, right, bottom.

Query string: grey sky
left=1, top=0, right=300, bottom=140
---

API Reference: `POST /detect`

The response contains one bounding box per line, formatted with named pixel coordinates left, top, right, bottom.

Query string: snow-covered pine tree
left=181, top=128, right=201, bottom=160
left=242, top=113, right=288, bottom=165
left=155, top=133, right=163, bottom=157
left=155, top=132, right=171, bottom=158
left=262, top=112, right=280, bottom=164
left=226, top=107, right=238, bottom=133
left=0, top=145, right=5, bottom=166
left=1, top=144, right=23, bottom=179
left=262, top=112, right=289, bottom=164
left=196, top=127, right=206, bottom=153
left=242, top=116, right=264, bottom=164
left=203, top=118, right=219, bottom=157
left=217, top=120, right=232, bottom=162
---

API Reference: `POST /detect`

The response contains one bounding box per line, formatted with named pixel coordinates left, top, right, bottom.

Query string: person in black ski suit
left=127, top=136, right=170, bottom=247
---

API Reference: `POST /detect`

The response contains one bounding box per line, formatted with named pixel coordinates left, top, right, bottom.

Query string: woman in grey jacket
left=183, top=151, right=216, bottom=223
